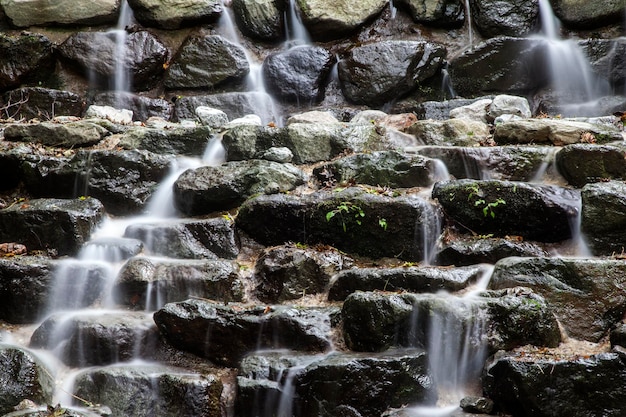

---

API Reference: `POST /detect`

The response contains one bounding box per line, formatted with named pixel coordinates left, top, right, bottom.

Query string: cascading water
left=535, top=0, right=610, bottom=114
left=464, top=0, right=474, bottom=49
left=109, top=0, right=135, bottom=109
left=285, top=0, right=311, bottom=46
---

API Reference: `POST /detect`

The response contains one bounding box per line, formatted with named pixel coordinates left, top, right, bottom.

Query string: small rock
left=195, top=106, right=229, bottom=128
left=460, top=396, right=494, bottom=414
left=86, top=105, right=133, bottom=125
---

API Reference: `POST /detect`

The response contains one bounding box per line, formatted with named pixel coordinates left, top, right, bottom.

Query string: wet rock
left=173, top=92, right=276, bottom=123
left=85, top=105, right=133, bottom=125
left=30, top=311, right=159, bottom=367
left=296, top=0, right=388, bottom=40
left=437, top=236, right=549, bottom=266
left=91, top=92, right=173, bottom=122
left=556, top=143, right=626, bottom=187
left=254, top=244, right=353, bottom=303
left=3, top=88, right=85, bottom=120
left=232, top=0, right=284, bottom=41
left=610, top=323, right=626, bottom=348
left=470, top=0, right=539, bottom=37
left=263, top=46, right=335, bottom=103
left=47, top=259, right=115, bottom=312
left=221, top=124, right=286, bottom=161
left=195, top=106, right=229, bottom=128
left=127, top=0, right=222, bottom=29
left=494, top=118, right=624, bottom=146
left=118, top=125, right=213, bottom=155
left=0, top=33, right=54, bottom=91
left=551, top=0, right=624, bottom=29
left=432, top=179, right=580, bottom=242
left=3, top=120, right=110, bottom=148
left=581, top=181, right=626, bottom=255
left=0, top=198, right=104, bottom=256
left=0, top=345, right=54, bottom=415
left=296, top=350, right=436, bottom=416
left=58, top=30, right=168, bottom=92
left=0, top=257, right=54, bottom=324
left=490, top=257, right=626, bottom=342
left=405, top=119, right=489, bottom=146
left=73, top=364, right=222, bottom=417
left=0, top=0, right=118, bottom=26
left=173, top=160, right=305, bottom=215
left=236, top=187, right=440, bottom=262
left=395, top=0, right=464, bottom=26
left=484, top=352, right=626, bottom=417
left=460, top=396, right=494, bottom=414
left=124, top=217, right=239, bottom=260
left=341, top=289, right=560, bottom=352
left=328, top=264, right=488, bottom=301
left=115, top=257, right=244, bottom=309
left=413, top=146, right=553, bottom=181
left=413, top=97, right=495, bottom=121
left=338, top=40, right=446, bottom=106
left=5, top=404, right=112, bottom=417
left=448, top=37, right=547, bottom=97
left=165, top=34, right=249, bottom=90
left=17, top=150, right=172, bottom=216
left=312, top=151, right=444, bottom=188
left=153, top=298, right=336, bottom=367
left=448, top=98, right=493, bottom=122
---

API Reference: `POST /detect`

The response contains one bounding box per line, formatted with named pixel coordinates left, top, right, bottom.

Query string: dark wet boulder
left=437, top=236, right=549, bottom=266
left=296, top=350, right=436, bottom=417
left=221, top=124, right=288, bottom=161
left=115, top=257, right=244, bottom=309
left=0, top=198, right=104, bottom=256
left=490, top=257, right=626, bottom=342
left=338, top=40, right=446, bottom=106
left=328, top=264, right=489, bottom=301
left=3, top=88, right=85, bottom=120
left=153, top=298, right=337, bottom=367
left=236, top=187, right=441, bottom=262
left=432, top=179, right=580, bottom=242
left=413, top=145, right=553, bottom=181
left=58, top=30, right=168, bottom=92
left=73, top=364, right=223, bottom=417
left=30, top=311, right=160, bottom=367
left=123, top=217, right=239, bottom=260
left=395, top=0, right=464, bottom=26
left=313, top=151, right=444, bottom=188
left=173, top=92, right=276, bottom=123
left=556, top=143, right=626, bottom=187
left=118, top=125, right=213, bottom=155
left=164, top=35, right=249, bottom=90
left=1, top=0, right=118, bottom=27
left=3, top=121, right=110, bottom=148
left=0, top=33, right=55, bottom=91
left=0, top=345, right=54, bottom=415
left=91, top=92, right=173, bottom=122
left=581, top=181, right=626, bottom=255
left=254, top=244, right=354, bottom=303
left=232, top=0, right=284, bottom=41
left=128, top=0, right=222, bottom=29
left=470, top=0, right=539, bottom=37
left=341, top=289, right=560, bottom=352
left=551, top=0, right=624, bottom=29
left=263, top=46, right=335, bottom=104
left=19, top=150, right=172, bottom=216
left=448, top=37, right=547, bottom=97
left=0, top=257, right=55, bottom=324
left=484, top=351, right=626, bottom=417
left=173, top=160, right=306, bottom=215
left=412, top=97, right=494, bottom=120
left=295, top=0, right=388, bottom=40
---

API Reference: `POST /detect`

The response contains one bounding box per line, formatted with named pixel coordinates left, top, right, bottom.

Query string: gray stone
left=551, top=0, right=624, bottom=29
left=338, top=40, right=446, bottom=106
left=3, top=121, right=110, bottom=147
left=127, top=0, right=222, bottom=29
left=173, top=92, right=277, bottom=123
left=0, top=0, right=117, bottom=26
left=232, top=0, right=283, bottom=40
left=173, top=160, right=306, bottom=215
left=165, top=35, right=249, bottom=89
left=395, top=0, right=464, bottom=26
left=581, top=181, right=626, bottom=255
left=195, top=106, right=229, bottom=128
left=3, top=88, right=84, bottom=121
left=556, top=143, right=626, bottom=187
left=488, top=94, right=532, bottom=119
left=471, top=0, right=539, bottom=37
left=406, top=119, right=490, bottom=146
left=448, top=98, right=493, bottom=122
left=489, top=257, right=626, bottom=342
left=118, top=125, right=213, bottom=156
left=437, top=236, right=549, bottom=266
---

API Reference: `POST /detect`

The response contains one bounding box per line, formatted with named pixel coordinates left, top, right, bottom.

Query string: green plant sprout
left=326, top=201, right=365, bottom=232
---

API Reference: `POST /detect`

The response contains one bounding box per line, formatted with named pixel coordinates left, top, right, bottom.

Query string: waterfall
left=535, top=0, right=610, bottom=112
left=110, top=0, right=135, bottom=109
left=464, top=0, right=474, bottom=49
left=285, top=0, right=311, bottom=46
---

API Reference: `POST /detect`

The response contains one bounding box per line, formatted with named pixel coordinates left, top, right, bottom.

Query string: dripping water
left=285, top=0, right=311, bottom=47
left=464, top=0, right=474, bottom=49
